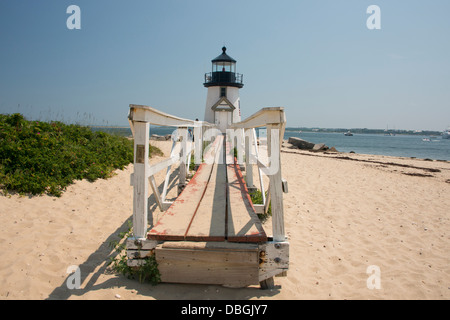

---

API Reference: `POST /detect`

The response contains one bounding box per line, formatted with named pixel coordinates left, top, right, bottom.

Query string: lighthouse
left=203, top=47, right=244, bottom=132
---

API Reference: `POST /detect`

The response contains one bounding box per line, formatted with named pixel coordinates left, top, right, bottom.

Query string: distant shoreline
left=88, top=125, right=445, bottom=137
left=284, top=128, right=445, bottom=136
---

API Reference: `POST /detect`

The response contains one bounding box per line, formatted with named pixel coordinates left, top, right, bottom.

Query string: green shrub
left=0, top=113, right=160, bottom=197
left=249, top=189, right=271, bottom=223
left=108, top=220, right=161, bottom=285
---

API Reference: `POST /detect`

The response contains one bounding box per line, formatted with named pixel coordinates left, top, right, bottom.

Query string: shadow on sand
left=46, top=167, right=280, bottom=300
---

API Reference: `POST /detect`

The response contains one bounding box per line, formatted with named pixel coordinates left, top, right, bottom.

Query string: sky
left=0, top=0, right=449, bottom=131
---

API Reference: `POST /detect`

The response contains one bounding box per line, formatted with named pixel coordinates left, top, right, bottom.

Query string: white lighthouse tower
left=203, top=47, right=244, bottom=132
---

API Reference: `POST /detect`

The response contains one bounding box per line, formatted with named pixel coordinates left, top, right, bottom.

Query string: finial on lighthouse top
left=212, top=46, right=236, bottom=63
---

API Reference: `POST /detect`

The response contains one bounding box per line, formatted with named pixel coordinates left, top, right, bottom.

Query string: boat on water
left=384, top=125, right=396, bottom=136
left=344, top=131, right=353, bottom=136
left=443, top=128, right=450, bottom=139
left=422, top=138, right=431, bottom=142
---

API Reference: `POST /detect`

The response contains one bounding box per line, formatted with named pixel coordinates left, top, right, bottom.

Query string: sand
left=0, top=139, right=449, bottom=300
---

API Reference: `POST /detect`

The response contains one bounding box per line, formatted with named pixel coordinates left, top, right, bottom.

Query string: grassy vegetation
left=108, top=220, right=161, bottom=285
left=249, top=189, right=271, bottom=223
left=0, top=113, right=160, bottom=197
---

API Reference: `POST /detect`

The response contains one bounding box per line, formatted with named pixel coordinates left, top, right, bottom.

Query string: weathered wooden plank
left=185, top=163, right=227, bottom=241
left=127, top=249, right=154, bottom=259
left=178, top=127, right=188, bottom=189
left=194, top=122, right=203, bottom=165
left=149, top=175, right=163, bottom=211
left=147, top=162, right=213, bottom=241
left=126, top=238, right=158, bottom=250
left=229, top=107, right=285, bottom=129
left=258, top=241, right=289, bottom=281
left=161, top=140, right=179, bottom=203
left=130, top=105, right=200, bottom=127
left=244, top=129, right=254, bottom=188
left=183, top=134, right=226, bottom=241
left=126, top=238, right=158, bottom=266
left=253, top=128, right=266, bottom=206
left=226, top=156, right=267, bottom=243
left=132, top=121, right=150, bottom=239
left=203, top=133, right=224, bottom=165
left=253, top=204, right=265, bottom=214
left=157, top=247, right=257, bottom=265
left=264, top=184, right=271, bottom=215
left=148, top=135, right=224, bottom=241
left=155, top=243, right=260, bottom=286
left=267, top=124, right=285, bottom=242
left=160, top=241, right=258, bottom=251
left=147, top=154, right=179, bottom=178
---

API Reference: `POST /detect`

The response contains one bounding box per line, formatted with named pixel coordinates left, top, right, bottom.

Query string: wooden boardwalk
left=148, top=134, right=267, bottom=243
left=127, top=105, right=288, bottom=288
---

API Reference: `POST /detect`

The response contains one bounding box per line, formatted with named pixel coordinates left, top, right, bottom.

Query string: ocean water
left=99, top=126, right=450, bottom=161
left=283, top=131, right=450, bottom=161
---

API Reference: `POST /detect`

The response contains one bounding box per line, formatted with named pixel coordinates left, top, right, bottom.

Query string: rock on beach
left=288, top=137, right=315, bottom=150
left=287, top=137, right=334, bottom=152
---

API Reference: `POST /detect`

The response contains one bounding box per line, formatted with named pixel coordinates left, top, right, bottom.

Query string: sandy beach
left=0, top=139, right=449, bottom=300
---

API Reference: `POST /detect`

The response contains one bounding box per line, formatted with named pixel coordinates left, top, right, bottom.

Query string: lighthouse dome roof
left=212, top=47, right=236, bottom=63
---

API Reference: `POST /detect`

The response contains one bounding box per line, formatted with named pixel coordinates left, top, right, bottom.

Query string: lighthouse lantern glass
left=213, top=61, right=235, bottom=73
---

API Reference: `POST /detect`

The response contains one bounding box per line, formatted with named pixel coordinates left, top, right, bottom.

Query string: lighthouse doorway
left=215, top=111, right=230, bottom=133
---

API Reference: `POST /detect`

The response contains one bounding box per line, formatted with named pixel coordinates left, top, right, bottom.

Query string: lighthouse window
left=214, top=62, right=233, bottom=72
left=220, top=87, right=227, bottom=97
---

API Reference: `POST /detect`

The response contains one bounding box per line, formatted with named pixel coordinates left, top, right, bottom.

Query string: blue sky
left=0, top=0, right=449, bottom=130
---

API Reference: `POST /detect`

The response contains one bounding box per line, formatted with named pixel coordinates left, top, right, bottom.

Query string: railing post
left=245, top=128, right=255, bottom=191
left=194, top=121, right=203, bottom=169
left=267, top=124, right=285, bottom=242
left=236, top=128, right=244, bottom=166
left=178, top=127, right=188, bottom=194
left=132, top=121, right=150, bottom=239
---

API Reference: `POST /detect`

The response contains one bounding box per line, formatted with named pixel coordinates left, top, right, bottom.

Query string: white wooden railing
left=230, top=107, right=287, bottom=242
left=128, top=104, right=286, bottom=243
left=128, top=104, right=215, bottom=239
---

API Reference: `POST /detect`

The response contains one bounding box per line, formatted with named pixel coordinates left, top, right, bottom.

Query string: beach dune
left=0, top=140, right=449, bottom=299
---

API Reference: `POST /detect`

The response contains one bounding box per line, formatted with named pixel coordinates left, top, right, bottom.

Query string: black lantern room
left=204, top=47, right=244, bottom=88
